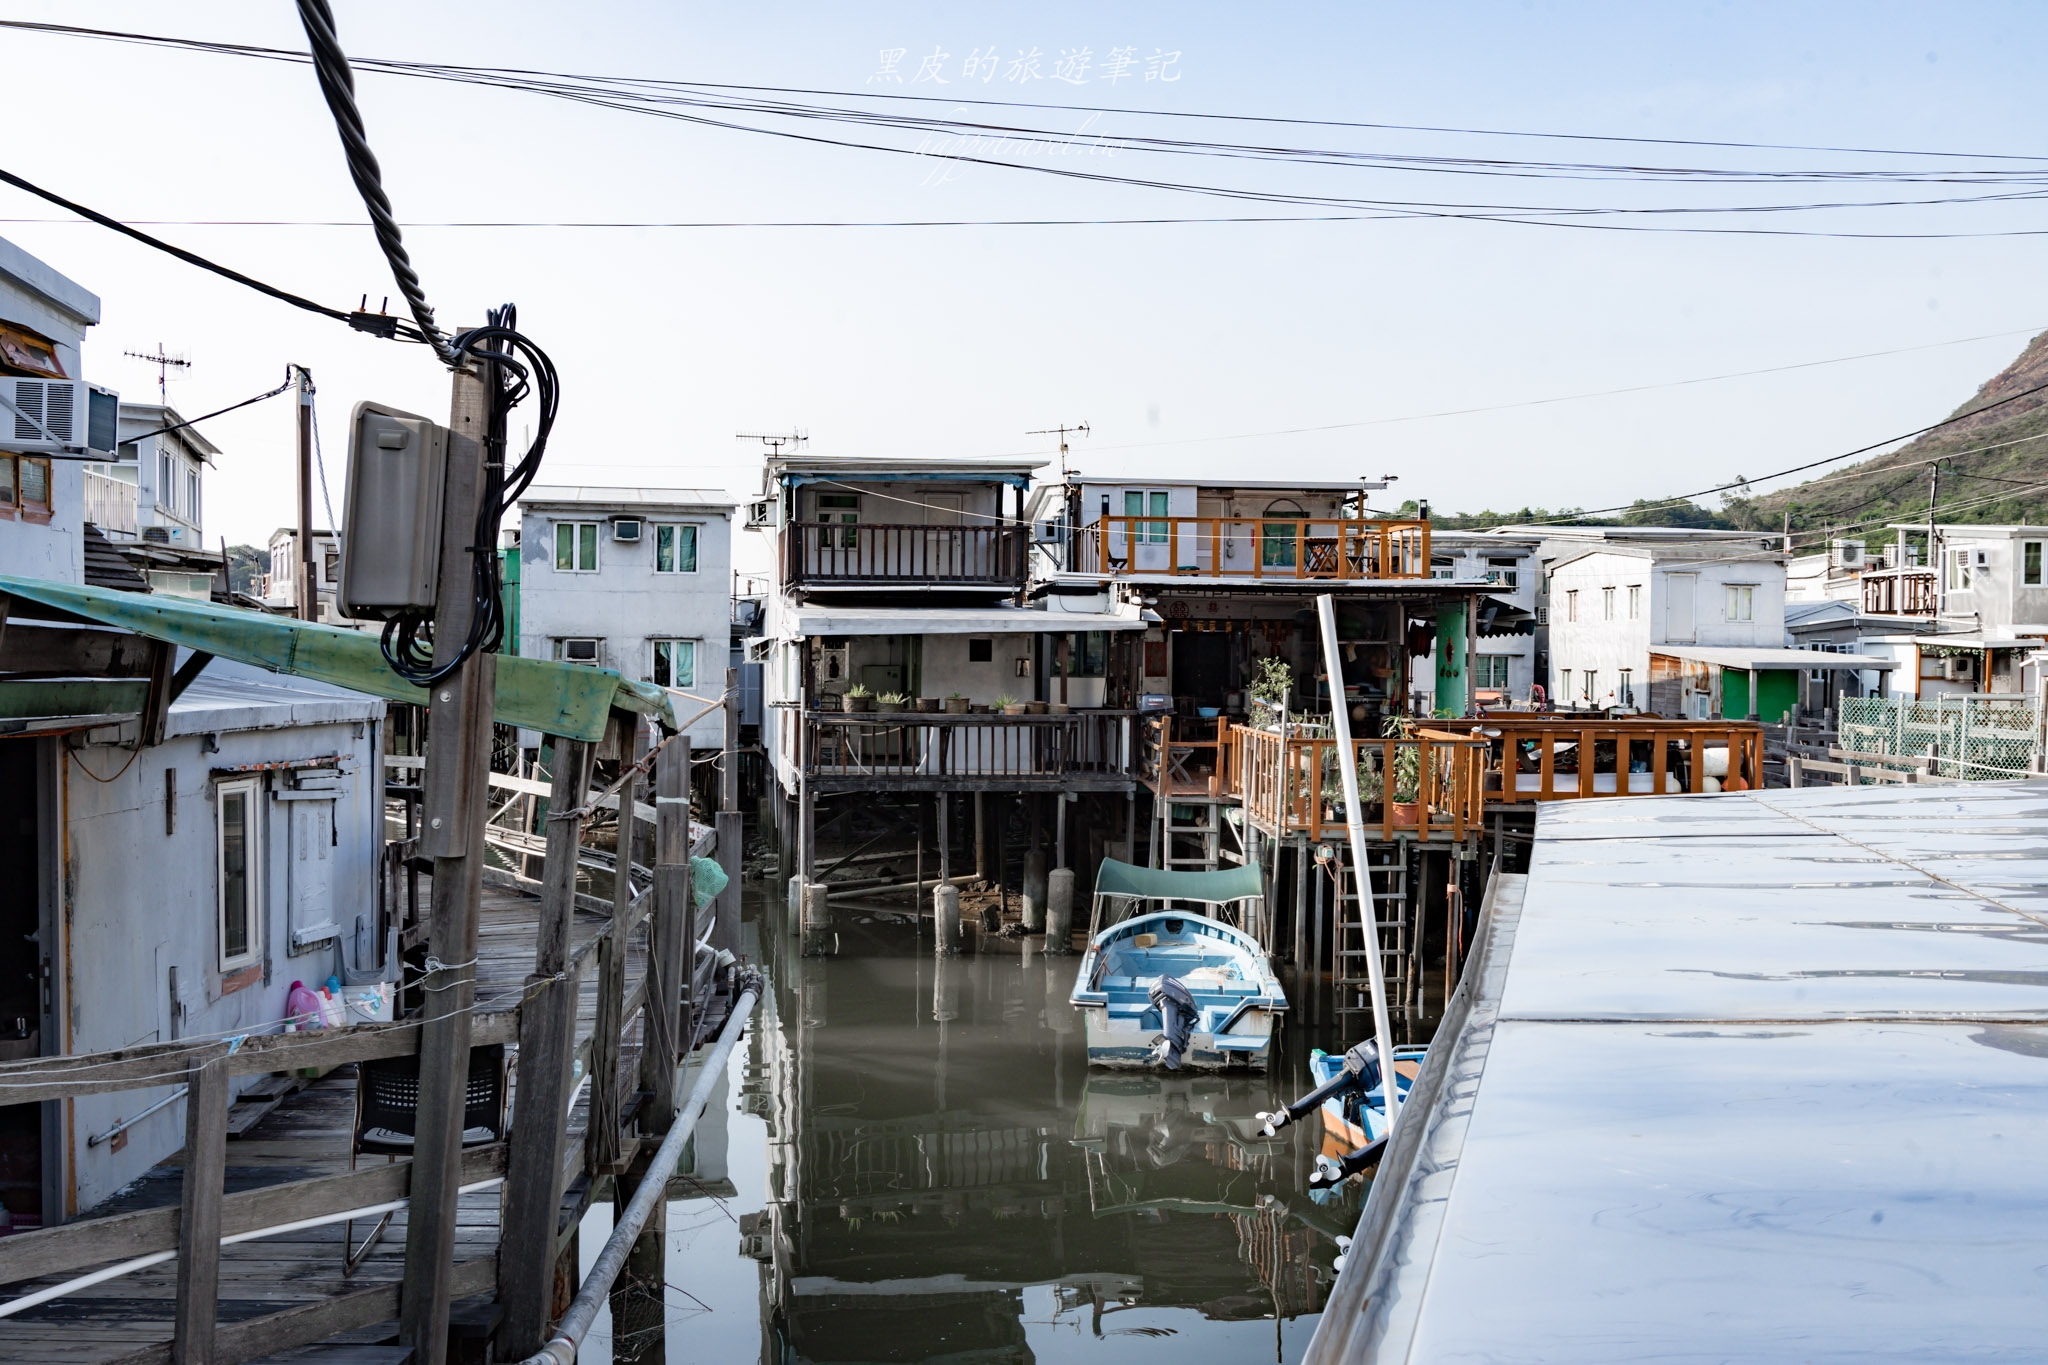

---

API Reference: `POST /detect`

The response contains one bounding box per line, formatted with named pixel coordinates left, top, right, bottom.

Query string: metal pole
left=1314, top=594, right=1403, bottom=1132
left=294, top=365, right=317, bottom=622
left=515, top=973, right=764, bottom=1365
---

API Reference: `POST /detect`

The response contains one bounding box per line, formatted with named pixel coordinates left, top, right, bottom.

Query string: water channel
left=573, top=886, right=1395, bottom=1365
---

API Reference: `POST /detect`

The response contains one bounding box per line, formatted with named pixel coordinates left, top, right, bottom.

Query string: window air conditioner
left=1973, top=549, right=1991, bottom=569
left=0, top=377, right=118, bottom=455
left=1534, top=606, right=1549, bottom=626
left=1942, top=655, right=1975, bottom=681
left=612, top=518, right=643, bottom=543
left=745, top=498, right=777, bottom=529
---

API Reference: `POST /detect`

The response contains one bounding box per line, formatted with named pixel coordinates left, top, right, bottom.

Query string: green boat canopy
left=1091, top=857, right=1266, bottom=905
left=0, top=576, right=677, bottom=743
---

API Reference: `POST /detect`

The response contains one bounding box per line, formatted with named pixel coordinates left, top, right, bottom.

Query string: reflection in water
left=727, top=895, right=1361, bottom=1364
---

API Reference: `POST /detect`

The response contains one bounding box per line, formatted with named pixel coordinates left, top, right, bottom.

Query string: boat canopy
left=1092, top=858, right=1265, bottom=906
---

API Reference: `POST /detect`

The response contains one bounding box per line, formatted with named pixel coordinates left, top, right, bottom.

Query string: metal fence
left=1837, top=693, right=2040, bottom=780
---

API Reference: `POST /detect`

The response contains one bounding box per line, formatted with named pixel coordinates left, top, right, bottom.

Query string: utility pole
left=400, top=335, right=499, bottom=1365
left=295, top=365, right=318, bottom=622
left=1928, top=460, right=1942, bottom=616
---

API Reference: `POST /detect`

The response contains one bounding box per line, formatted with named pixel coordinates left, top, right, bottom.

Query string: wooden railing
left=1862, top=568, right=1937, bottom=616
left=1234, top=722, right=1488, bottom=841
left=1141, top=714, right=1241, bottom=799
left=803, top=709, right=1138, bottom=788
left=1074, top=516, right=1430, bottom=580
left=1448, top=715, right=1767, bottom=801
left=783, top=521, right=1028, bottom=587
left=0, top=727, right=721, bottom=1364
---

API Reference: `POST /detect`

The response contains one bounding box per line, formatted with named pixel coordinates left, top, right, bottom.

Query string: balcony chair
left=344, top=1044, right=507, bottom=1274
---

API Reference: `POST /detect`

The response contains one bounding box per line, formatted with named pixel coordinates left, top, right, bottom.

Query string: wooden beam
left=140, top=638, right=175, bottom=748
left=170, top=1054, right=228, bottom=1365
left=0, top=623, right=160, bottom=678
left=591, top=721, right=644, bottom=1174
left=166, top=649, right=214, bottom=704
left=643, top=735, right=692, bottom=1132
left=500, top=736, right=592, bottom=1358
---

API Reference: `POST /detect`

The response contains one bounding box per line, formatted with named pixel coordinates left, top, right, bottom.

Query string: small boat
left=1069, top=858, right=1287, bottom=1071
left=1305, top=1043, right=1426, bottom=1157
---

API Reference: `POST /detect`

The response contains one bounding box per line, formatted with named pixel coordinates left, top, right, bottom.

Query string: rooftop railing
left=1861, top=567, right=1937, bottom=616
left=1072, top=516, right=1431, bottom=581
left=783, top=521, right=1027, bottom=587
left=801, top=708, right=1139, bottom=789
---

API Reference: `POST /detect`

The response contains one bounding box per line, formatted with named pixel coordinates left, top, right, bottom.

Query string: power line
left=118, top=368, right=295, bottom=445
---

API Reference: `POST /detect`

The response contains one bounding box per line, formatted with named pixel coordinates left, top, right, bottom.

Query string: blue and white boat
left=1069, top=858, right=1288, bottom=1071
left=1305, top=1043, right=1426, bottom=1155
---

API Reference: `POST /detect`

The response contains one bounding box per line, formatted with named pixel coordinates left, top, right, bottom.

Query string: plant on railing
left=1384, top=714, right=1423, bottom=805
left=878, top=691, right=909, bottom=706
left=1250, top=656, right=1293, bottom=710
left=843, top=683, right=873, bottom=713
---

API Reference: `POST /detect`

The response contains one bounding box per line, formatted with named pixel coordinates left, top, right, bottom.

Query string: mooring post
left=591, top=718, right=644, bottom=1175
left=716, top=667, right=743, bottom=955
left=500, top=736, right=593, bottom=1357
left=1045, top=866, right=1075, bottom=953
left=1292, top=834, right=1309, bottom=971
left=645, top=735, right=692, bottom=1132
left=803, top=881, right=833, bottom=956
left=170, top=1051, right=229, bottom=1365
left=1023, top=799, right=1047, bottom=932
left=935, top=791, right=960, bottom=954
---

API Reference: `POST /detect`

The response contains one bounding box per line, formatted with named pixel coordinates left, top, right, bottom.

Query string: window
left=1627, top=584, right=1641, bottom=619
left=1476, top=654, right=1510, bottom=689
left=0, top=455, right=52, bottom=522
left=555, top=638, right=601, bottom=664
left=2025, top=541, right=2043, bottom=587
left=1947, top=548, right=1972, bottom=592
left=1566, top=589, right=1579, bottom=623
left=818, top=492, right=861, bottom=547
left=967, top=637, right=994, bottom=663
left=1808, top=641, right=1841, bottom=682
left=159, top=448, right=173, bottom=510
left=1486, top=556, right=1519, bottom=589
left=1558, top=669, right=1571, bottom=699
left=1581, top=670, right=1596, bottom=702
left=555, top=521, right=599, bottom=572
left=1725, top=584, right=1755, bottom=622
left=1617, top=669, right=1634, bottom=706
left=654, top=523, right=699, bottom=574
left=1602, top=586, right=1615, bottom=621
left=1125, top=490, right=1170, bottom=545
left=323, top=550, right=340, bottom=585
left=651, top=639, right=695, bottom=688
left=187, top=469, right=200, bottom=525
left=1431, top=556, right=1457, bottom=581
left=1053, top=631, right=1108, bottom=677
left=0, top=320, right=65, bottom=378
left=216, top=778, right=262, bottom=973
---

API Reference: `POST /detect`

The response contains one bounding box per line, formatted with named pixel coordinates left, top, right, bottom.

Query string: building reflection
left=738, top=929, right=1355, bottom=1364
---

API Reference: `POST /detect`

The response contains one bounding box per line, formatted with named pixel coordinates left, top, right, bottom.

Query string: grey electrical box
left=339, top=401, right=449, bottom=620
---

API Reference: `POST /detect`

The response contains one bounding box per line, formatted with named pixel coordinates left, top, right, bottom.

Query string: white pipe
left=1314, top=594, right=1403, bottom=1134
left=0, top=1178, right=504, bottom=1319
left=87, top=1085, right=188, bottom=1147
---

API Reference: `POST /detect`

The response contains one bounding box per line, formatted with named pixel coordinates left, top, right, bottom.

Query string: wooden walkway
left=0, top=882, right=648, bottom=1365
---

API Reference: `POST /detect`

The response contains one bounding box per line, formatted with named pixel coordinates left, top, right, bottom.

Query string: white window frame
left=1485, top=557, right=1519, bottom=589
left=555, top=637, right=602, bottom=665
left=1558, top=668, right=1572, bottom=699
left=216, top=777, right=263, bottom=974
left=1617, top=668, right=1634, bottom=706
left=650, top=638, right=697, bottom=689
left=1947, top=547, right=1972, bottom=592
left=1566, top=589, right=1579, bottom=623
left=1602, top=586, right=1615, bottom=621
left=1581, top=669, right=1596, bottom=702
left=2023, top=540, right=2043, bottom=587
left=653, top=522, right=700, bottom=574
left=1627, top=584, right=1641, bottom=619
left=1124, top=489, right=1171, bottom=545
left=1476, top=654, right=1510, bottom=689
left=1725, top=583, right=1755, bottom=622
left=555, top=521, right=601, bottom=573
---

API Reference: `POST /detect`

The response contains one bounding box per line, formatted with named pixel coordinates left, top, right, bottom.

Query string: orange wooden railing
left=1444, top=715, right=1766, bottom=802
left=1077, top=517, right=1430, bottom=580
left=1232, top=721, right=1487, bottom=841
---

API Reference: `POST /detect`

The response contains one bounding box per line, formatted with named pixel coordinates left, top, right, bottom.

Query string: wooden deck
left=0, top=881, right=647, bottom=1365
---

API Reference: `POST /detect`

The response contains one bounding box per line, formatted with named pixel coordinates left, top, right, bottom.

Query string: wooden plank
left=643, top=737, right=691, bottom=1133
left=498, top=737, right=591, bottom=1358
left=591, top=721, right=643, bottom=1174
left=0, top=623, right=162, bottom=678
left=0, top=1144, right=505, bottom=1288
left=172, top=1055, right=228, bottom=1365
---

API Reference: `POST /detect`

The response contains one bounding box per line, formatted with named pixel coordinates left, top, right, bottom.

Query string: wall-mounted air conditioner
left=1974, top=549, right=1991, bottom=569
left=1942, top=655, right=1975, bottom=681
left=0, top=377, right=118, bottom=455
left=612, top=518, right=643, bottom=543
left=1832, top=539, right=1864, bottom=569
left=1534, top=606, right=1550, bottom=626
left=745, top=498, right=777, bottom=529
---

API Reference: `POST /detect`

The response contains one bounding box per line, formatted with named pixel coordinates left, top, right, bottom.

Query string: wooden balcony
left=1232, top=722, right=1489, bottom=841
left=783, top=521, right=1027, bottom=588
left=801, top=709, right=1139, bottom=792
left=1073, top=517, right=1431, bottom=581
left=1451, top=715, right=1766, bottom=802
left=1140, top=714, right=1242, bottom=800
left=1862, top=568, right=1937, bottom=616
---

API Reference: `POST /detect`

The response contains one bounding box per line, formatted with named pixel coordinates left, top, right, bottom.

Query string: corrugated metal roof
left=1312, top=782, right=2048, bottom=1363
left=1652, top=644, right=1895, bottom=670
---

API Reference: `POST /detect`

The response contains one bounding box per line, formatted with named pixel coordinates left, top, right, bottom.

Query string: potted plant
left=1249, top=657, right=1293, bottom=726
left=944, top=692, right=971, bottom=715
left=1384, top=715, right=1423, bottom=826
left=1049, top=702, right=1071, bottom=715
left=878, top=691, right=909, bottom=712
left=915, top=696, right=940, bottom=713
left=1025, top=700, right=1048, bottom=714
left=843, top=684, right=874, bottom=713
left=996, top=694, right=1029, bottom=717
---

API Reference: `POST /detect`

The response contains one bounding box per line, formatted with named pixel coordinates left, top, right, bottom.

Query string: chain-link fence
left=1837, top=693, right=2040, bottom=780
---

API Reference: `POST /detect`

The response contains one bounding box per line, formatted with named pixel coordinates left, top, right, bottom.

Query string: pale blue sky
left=4, top=2, right=2046, bottom=546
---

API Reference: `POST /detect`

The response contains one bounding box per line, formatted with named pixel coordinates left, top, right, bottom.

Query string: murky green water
left=575, top=889, right=1369, bottom=1364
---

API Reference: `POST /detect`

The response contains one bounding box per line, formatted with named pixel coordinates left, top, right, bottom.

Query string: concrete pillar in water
left=934, top=881, right=961, bottom=955
left=1022, top=846, right=1048, bottom=932
left=787, top=873, right=804, bottom=935
left=1045, top=866, right=1076, bottom=954
left=802, top=881, right=832, bottom=956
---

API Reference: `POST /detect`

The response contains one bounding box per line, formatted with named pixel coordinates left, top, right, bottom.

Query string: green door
left=1435, top=604, right=1468, bottom=717
left=1721, top=667, right=1751, bottom=720
left=1755, top=669, right=1798, bottom=723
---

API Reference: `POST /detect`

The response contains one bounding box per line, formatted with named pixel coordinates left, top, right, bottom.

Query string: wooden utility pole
left=590, top=717, right=644, bottom=1174
left=400, top=340, right=497, bottom=1365
left=716, top=667, right=743, bottom=955
left=294, top=365, right=318, bottom=622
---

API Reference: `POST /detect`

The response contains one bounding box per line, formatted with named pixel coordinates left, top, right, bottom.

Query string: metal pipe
left=87, top=1085, right=187, bottom=1147
left=1315, top=595, right=1403, bottom=1135
left=518, top=970, right=764, bottom=1365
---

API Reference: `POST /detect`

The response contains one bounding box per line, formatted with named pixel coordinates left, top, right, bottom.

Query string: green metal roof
left=1091, top=857, right=1266, bottom=905
left=0, top=576, right=676, bottom=742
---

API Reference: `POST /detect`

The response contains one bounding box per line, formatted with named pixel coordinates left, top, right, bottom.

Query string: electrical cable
left=119, top=368, right=295, bottom=444
left=292, top=0, right=453, bottom=365
left=308, top=388, right=341, bottom=536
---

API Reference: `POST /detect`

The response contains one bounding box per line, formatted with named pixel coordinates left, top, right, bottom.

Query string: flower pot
left=843, top=694, right=874, bottom=713
left=1002, top=704, right=1030, bottom=717
left=1025, top=701, right=1047, bottom=715
left=971, top=703, right=992, bottom=714
left=945, top=698, right=971, bottom=715
left=1390, top=801, right=1421, bottom=828
left=1049, top=703, right=1071, bottom=715
left=915, top=697, right=940, bottom=713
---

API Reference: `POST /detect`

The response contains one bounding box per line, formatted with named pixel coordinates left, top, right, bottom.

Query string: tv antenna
left=737, top=430, right=808, bottom=457
left=124, top=342, right=191, bottom=405
left=1027, top=421, right=1089, bottom=476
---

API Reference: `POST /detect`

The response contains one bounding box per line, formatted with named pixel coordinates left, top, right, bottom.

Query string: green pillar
left=1435, top=603, right=1468, bottom=717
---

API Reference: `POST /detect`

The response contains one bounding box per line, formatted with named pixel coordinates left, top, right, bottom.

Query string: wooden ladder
left=1332, top=842, right=1414, bottom=1026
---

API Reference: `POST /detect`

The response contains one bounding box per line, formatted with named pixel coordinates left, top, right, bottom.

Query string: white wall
left=1934, top=531, right=2048, bottom=632
left=56, top=662, right=383, bottom=1212
left=1550, top=550, right=1786, bottom=706
left=0, top=238, right=99, bottom=587
left=519, top=503, right=733, bottom=748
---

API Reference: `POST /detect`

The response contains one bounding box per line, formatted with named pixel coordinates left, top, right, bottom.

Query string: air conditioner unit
left=1032, top=519, right=1065, bottom=545
left=1833, top=539, right=1864, bottom=568
left=0, top=377, right=118, bottom=455
left=745, top=498, right=777, bottom=529
left=1973, top=549, right=1991, bottom=569
left=1534, top=606, right=1549, bottom=626
left=1942, top=655, right=1975, bottom=681
left=612, top=517, right=643, bottom=543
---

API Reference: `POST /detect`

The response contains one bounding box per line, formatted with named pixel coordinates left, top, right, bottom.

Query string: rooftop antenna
left=737, top=430, right=808, bottom=457
left=124, top=342, right=191, bottom=405
left=1027, top=421, right=1089, bottom=477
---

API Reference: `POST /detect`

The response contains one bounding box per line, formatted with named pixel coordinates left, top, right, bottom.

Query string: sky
left=5, top=1, right=2047, bottom=553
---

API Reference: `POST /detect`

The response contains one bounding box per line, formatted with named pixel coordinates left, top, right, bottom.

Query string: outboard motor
left=1310, top=1136, right=1388, bottom=1188
left=1257, top=1043, right=1383, bottom=1136
left=1149, top=976, right=1198, bottom=1069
